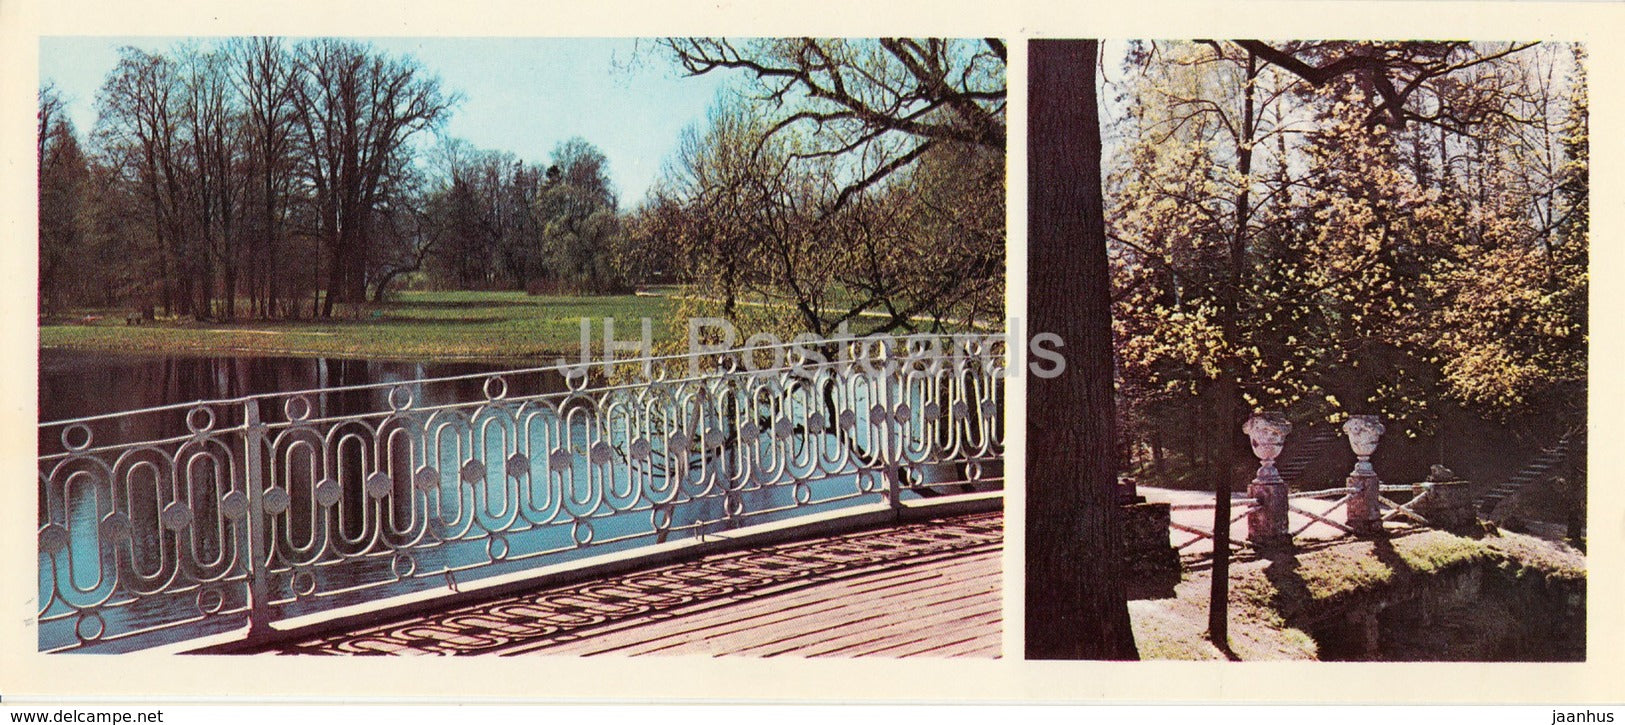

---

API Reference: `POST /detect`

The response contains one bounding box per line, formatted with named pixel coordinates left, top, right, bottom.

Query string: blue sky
left=39, top=37, right=732, bottom=206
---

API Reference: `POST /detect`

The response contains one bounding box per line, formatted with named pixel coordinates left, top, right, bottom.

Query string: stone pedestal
left=1247, top=480, right=1291, bottom=550
left=1410, top=480, right=1476, bottom=532
left=1347, top=471, right=1383, bottom=536
left=1243, top=412, right=1293, bottom=550
left=1120, top=501, right=1180, bottom=599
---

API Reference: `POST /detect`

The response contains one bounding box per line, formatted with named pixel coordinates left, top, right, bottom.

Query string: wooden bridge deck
left=272, top=511, right=1003, bottom=658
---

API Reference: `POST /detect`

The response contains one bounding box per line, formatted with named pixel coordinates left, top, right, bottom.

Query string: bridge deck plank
left=736, top=566, right=1000, bottom=657
left=272, top=511, right=1002, bottom=658
left=544, top=551, right=999, bottom=656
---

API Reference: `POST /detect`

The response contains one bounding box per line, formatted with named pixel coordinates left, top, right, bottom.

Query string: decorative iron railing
left=38, top=335, right=1006, bottom=652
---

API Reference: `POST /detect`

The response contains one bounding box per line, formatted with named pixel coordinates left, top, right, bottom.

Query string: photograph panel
left=1026, top=39, right=1586, bottom=662
left=35, top=36, right=1008, bottom=657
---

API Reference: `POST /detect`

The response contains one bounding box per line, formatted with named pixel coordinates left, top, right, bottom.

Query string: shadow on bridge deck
left=263, top=511, right=1003, bottom=657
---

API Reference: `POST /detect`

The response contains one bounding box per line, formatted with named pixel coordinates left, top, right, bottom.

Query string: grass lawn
left=39, top=290, right=677, bottom=362
left=1131, top=528, right=1585, bottom=660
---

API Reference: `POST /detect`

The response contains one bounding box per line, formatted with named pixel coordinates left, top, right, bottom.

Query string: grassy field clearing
left=39, top=290, right=676, bottom=362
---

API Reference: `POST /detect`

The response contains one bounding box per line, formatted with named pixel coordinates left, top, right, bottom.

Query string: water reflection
left=39, top=349, right=553, bottom=434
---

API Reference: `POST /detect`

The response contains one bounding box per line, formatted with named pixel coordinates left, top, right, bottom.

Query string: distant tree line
left=38, top=37, right=647, bottom=320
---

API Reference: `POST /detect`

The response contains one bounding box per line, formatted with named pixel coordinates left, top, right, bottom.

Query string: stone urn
left=1244, top=412, right=1292, bottom=484
left=1342, top=415, right=1386, bottom=536
left=1342, top=414, right=1386, bottom=475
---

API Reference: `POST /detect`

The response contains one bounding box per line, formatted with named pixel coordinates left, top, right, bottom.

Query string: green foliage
left=534, top=138, right=627, bottom=293
left=1296, top=547, right=1397, bottom=602
left=1109, top=41, right=1587, bottom=482
left=1421, top=47, right=1588, bottom=420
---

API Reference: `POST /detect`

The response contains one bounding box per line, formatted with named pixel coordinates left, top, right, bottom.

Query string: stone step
left=1277, top=428, right=1340, bottom=485
left=1474, top=432, right=1576, bottom=515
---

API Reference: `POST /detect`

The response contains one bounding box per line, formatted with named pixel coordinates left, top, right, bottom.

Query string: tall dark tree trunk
left=224, top=266, right=237, bottom=320
left=349, top=226, right=370, bottom=302
left=1152, top=428, right=1166, bottom=479
left=319, top=247, right=335, bottom=318
left=1210, top=50, right=1259, bottom=649
left=1025, top=39, right=1139, bottom=661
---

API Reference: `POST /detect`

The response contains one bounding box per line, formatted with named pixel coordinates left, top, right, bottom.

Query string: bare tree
left=38, top=82, right=64, bottom=166
left=96, top=47, right=187, bottom=316
left=1234, top=41, right=1539, bottom=131
left=664, top=38, right=1005, bottom=208
left=176, top=43, right=245, bottom=319
left=38, top=84, right=91, bottom=315
left=228, top=37, right=300, bottom=317
left=289, top=38, right=455, bottom=316
left=653, top=97, right=1001, bottom=340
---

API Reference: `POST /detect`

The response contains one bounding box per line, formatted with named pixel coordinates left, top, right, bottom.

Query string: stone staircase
left=1475, top=434, right=1574, bottom=517
left=1277, top=426, right=1340, bottom=486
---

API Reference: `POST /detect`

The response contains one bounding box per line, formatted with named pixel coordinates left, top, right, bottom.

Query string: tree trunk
left=1152, top=428, right=1166, bottom=480
left=1025, top=39, right=1139, bottom=661
left=225, top=265, right=237, bottom=321
left=1209, top=51, right=1259, bottom=650
left=372, top=262, right=417, bottom=302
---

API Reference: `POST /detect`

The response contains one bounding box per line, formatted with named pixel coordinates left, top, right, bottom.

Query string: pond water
left=39, top=348, right=542, bottom=431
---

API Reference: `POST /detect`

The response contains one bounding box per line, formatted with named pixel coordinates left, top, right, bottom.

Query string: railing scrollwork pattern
left=37, top=335, right=1005, bottom=652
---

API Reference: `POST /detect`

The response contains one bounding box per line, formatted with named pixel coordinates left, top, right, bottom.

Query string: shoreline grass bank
left=38, top=290, right=676, bottom=364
